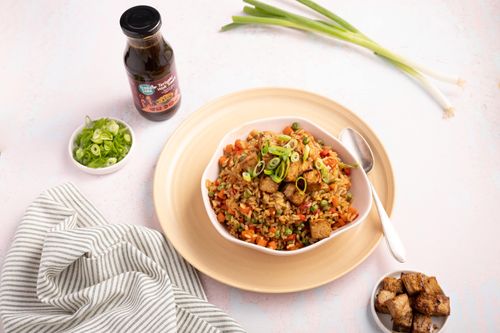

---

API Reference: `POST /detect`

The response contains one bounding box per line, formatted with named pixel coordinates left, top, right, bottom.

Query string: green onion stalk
left=221, top=0, right=463, bottom=118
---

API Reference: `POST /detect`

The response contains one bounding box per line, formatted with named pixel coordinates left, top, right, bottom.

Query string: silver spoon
left=339, top=128, right=406, bottom=263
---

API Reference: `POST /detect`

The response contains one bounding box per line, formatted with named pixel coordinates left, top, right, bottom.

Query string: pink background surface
left=1, top=0, right=499, bottom=332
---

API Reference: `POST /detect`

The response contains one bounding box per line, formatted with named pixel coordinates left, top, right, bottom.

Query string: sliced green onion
left=295, top=176, right=307, bottom=193
left=314, top=158, right=325, bottom=170
left=270, top=174, right=283, bottom=183
left=303, top=145, right=310, bottom=162
left=75, top=148, right=84, bottom=160
left=320, top=168, right=330, bottom=184
left=106, top=120, right=119, bottom=135
left=267, top=157, right=280, bottom=169
left=106, top=157, right=117, bottom=166
left=242, top=172, right=252, bottom=182
left=278, top=134, right=291, bottom=142
left=261, top=141, right=269, bottom=155
left=284, top=139, right=298, bottom=150
left=264, top=169, right=274, bottom=175
left=90, top=144, right=100, bottom=156
left=290, top=151, right=300, bottom=162
left=268, top=146, right=291, bottom=156
left=253, top=160, right=265, bottom=176
left=291, top=122, right=300, bottom=131
left=339, top=161, right=359, bottom=169
left=124, top=134, right=131, bottom=143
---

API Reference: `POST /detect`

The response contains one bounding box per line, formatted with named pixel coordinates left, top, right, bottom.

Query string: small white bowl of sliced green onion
left=69, top=117, right=135, bottom=175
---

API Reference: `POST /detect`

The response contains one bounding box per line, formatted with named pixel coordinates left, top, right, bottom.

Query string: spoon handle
left=370, top=183, right=407, bottom=263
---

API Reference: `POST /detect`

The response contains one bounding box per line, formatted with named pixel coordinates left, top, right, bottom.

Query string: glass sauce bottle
left=120, top=6, right=181, bottom=121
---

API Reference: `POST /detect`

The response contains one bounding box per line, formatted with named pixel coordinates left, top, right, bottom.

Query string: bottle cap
left=120, top=5, right=161, bottom=38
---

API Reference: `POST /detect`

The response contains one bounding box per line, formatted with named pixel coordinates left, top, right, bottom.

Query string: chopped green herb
left=73, top=117, right=132, bottom=168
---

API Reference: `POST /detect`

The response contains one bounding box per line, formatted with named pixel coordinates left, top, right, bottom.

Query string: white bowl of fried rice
left=201, top=117, right=372, bottom=256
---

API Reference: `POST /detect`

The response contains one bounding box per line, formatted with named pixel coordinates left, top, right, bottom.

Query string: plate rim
left=153, top=87, right=396, bottom=293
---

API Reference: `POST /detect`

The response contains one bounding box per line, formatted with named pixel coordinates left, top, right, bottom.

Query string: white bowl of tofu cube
left=371, top=270, right=450, bottom=333
left=201, top=116, right=372, bottom=256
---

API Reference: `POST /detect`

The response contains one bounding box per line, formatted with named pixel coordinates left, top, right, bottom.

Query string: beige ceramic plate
left=154, top=88, right=395, bottom=293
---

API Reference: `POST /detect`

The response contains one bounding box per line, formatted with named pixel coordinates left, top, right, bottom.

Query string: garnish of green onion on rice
left=221, top=0, right=463, bottom=118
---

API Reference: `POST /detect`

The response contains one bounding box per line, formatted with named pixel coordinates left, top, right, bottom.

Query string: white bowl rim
left=370, top=269, right=450, bottom=333
left=200, top=116, right=373, bottom=256
left=68, top=117, right=136, bottom=175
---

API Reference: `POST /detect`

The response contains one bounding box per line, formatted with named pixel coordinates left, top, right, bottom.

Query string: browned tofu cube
left=283, top=183, right=306, bottom=206
left=310, top=219, right=332, bottom=239
left=393, top=310, right=413, bottom=332
left=285, top=162, right=301, bottom=182
left=414, top=293, right=450, bottom=316
left=412, top=313, right=433, bottom=333
left=382, top=277, right=405, bottom=294
left=375, top=289, right=396, bottom=314
left=423, top=276, right=444, bottom=295
left=259, top=176, right=279, bottom=194
left=401, top=272, right=425, bottom=295
left=386, top=294, right=412, bottom=320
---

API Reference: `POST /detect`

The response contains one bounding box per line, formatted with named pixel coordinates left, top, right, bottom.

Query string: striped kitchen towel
left=0, top=183, right=245, bottom=333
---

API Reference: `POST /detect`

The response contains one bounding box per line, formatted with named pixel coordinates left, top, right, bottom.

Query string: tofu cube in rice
left=401, top=272, right=425, bottom=295
left=382, top=277, right=405, bottom=294
left=386, top=294, right=412, bottom=321
left=283, top=183, right=306, bottom=206
left=375, top=289, right=396, bottom=314
left=392, top=310, right=413, bottom=333
left=259, top=176, right=279, bottom=194
left=285, top=162, right=301, bottom=182
left=423, top=276, right=444, bottom=295
left=413, top=293, right=450, bottom=316
left=310, top=219, right=332, bottom=239
left=412, top=313, right=433, bottom=333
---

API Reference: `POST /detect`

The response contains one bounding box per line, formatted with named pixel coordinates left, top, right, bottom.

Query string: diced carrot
left=214, top=179, right=220, bottom=186
left=298, top=214, right=306, bottom=221
left=348, top=206, right=358, bottom=214
left=269, top=226, right=277, bottom=233
left=227, top=207, right=236, bottom=215
left=224, top=144, right=234, bottom=153
left=235, top=139, right=247, bottom=150
left=219, top=155, right=228, bottom=166
left=239, top=206, right=251, bottom=215
left=217, top=212, right=225, bottom=223
left=344, top=168, right=351, bottom=176
left=241, top=229, right=255, bottom=241
left=331, top=197, right=338, bottom=207
left=267, top=241, right=277, bottom=250
left=217, top=190, right=225, bottom=199
left=320, top=149, right=329, bottom=157
left=337, top=218, right=346, bottom=227
left=256, top=237, right=268, bottom=247
left=283, top=127, right=293, bottom=135
left=286, top=234, right=296, bottom=241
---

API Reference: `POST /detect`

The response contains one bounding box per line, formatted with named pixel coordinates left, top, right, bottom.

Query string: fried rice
left=205, top=122, right=358, bottom=251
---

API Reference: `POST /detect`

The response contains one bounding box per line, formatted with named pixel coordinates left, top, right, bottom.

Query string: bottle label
left=128, top=69, right=181, bottom=113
